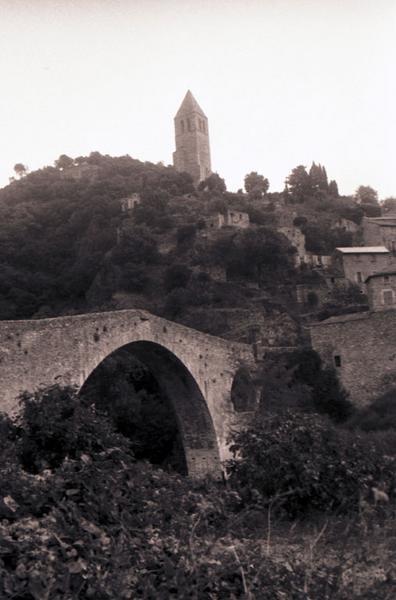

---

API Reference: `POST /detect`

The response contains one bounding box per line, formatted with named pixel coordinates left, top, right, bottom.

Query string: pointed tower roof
left=175, top=90, right=207, bottom=118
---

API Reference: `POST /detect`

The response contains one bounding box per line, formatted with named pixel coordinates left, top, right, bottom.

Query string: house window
left=334, top=355, right=341, bottom=368
left=356, top=272, right=362, bottom=283
left=384, top=276, right=390, bottom=282
left=383, top=290, right=394, bottom=305
left=392, top=241, right=396, bottom=252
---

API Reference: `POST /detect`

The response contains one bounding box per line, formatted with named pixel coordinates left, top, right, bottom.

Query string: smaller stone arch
left=231, top=367, right=257, bottom=413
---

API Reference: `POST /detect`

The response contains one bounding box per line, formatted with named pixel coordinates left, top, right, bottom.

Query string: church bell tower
left=173, top=90, right=212, bottom=185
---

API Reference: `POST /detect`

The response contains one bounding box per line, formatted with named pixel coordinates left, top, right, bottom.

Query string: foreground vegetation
left=0, top=386, right=395, bottom=599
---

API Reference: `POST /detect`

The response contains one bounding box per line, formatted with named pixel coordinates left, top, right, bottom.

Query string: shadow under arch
left=79, top=340, right=222, bottom=479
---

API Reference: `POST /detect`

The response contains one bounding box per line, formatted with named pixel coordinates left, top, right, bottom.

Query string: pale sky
left=1, top=0, right=395, bottom=197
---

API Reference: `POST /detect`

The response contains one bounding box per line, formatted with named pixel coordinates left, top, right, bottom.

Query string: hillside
left=0, top=153, right=376, bottom=344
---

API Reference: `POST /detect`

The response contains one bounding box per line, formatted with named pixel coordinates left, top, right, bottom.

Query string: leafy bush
left=17, top=386, right=131, bottom=473
left=0, top=386, right=395, bottom=599
left=227, top=411, right=396, bottom=516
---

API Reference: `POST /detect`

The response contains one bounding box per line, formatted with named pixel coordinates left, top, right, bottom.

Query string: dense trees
left=309, top=162, right=328, bottom=193
left=285, top=162, right=340, bottom=203
left=355, top=185, right=378, bottom=205
left=299, top=221, right=352, bottom=254
left=328, top=179, right=339, bottom=197
left=208, top=227, right=295, bottom=283
left=0, top=154, right=193, bottom=318
left=244, top=171, right=269, bottom=199
left=54, top=154, right=74, bottom=170
left=285, top=165, right=312, bottom=202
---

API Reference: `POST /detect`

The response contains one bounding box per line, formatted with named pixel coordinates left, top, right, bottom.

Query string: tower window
left=180, top=120, right=185, bottom=133
left=202, top=121, right=206, bottom=133
left=187, top=118, right=192, bottom=131
left=334, top=355, right=341, bottom=368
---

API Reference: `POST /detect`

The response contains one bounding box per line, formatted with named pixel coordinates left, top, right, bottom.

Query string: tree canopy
left=355, top=185, right=378, bottom=205
left=244, top=172, right=269, bottom=199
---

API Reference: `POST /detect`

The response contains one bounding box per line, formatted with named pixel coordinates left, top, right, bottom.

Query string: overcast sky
left=1, top=0, right=395, bottom=198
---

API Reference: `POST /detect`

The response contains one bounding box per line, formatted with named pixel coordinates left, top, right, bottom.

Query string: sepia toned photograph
left=0, top=0, right=395, bottom=597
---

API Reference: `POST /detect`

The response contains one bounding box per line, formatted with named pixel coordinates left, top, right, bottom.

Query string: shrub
left=227, top=411, right=396, bottom=516
left=17, top=385, right=131, bottom=473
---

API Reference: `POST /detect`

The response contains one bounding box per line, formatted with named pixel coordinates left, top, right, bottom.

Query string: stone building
left=226, top=210, right=250, bottom=228
left=205, top=210, right=250, bottom=230
left=304, top=254, right=332, bottom=268
left=173, top=90, right=211, bottom=185
left=120, top=193, right=141, bottom=212
left=362, top=216, right=396, bottom=252
left=365, top=271, right=396, bottom=311
left=310, top=272, right=396, bottom=405
left=334, top=246, right=393, bottom=289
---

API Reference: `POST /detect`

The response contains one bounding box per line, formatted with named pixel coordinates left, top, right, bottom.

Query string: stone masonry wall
left=310, top=309, right=396, bottom=405
left=363, top=219, right=396, bottom=251
left=367, top=274, right=396, bottom=311
left=341, top=253, right=393, bottom=288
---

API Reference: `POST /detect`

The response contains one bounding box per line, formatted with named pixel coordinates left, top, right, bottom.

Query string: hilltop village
left=1, top=91, right=396, bottom=599
left=2, top=91, right=396, bottom=406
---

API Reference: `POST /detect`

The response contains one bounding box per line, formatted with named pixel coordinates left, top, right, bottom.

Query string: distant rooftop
left=336, top=246, right=389, bottom=254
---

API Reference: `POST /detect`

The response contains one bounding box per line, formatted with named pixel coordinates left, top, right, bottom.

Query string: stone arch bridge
left=0, top=310, right=256, bottom=478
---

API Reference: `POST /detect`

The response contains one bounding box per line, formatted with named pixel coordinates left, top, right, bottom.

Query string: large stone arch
left=79, top=340, right=222, bottom=478
left=0, top=309, right=256, bottom=476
